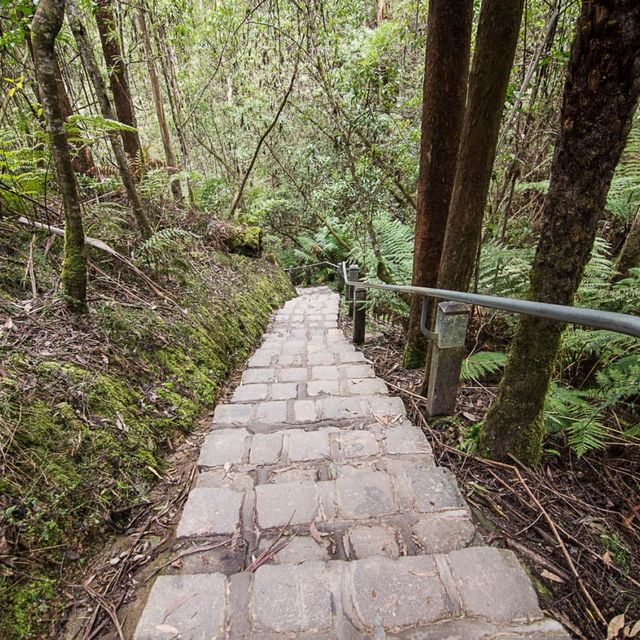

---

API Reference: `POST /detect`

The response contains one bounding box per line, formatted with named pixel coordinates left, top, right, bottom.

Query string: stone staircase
left=134, top=287, right=570, bottom=639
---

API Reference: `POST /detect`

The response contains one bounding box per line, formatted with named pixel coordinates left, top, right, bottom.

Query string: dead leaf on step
left=154, top=623, right=179, bottom=634
left=462, top=411, right=479, bottom=422
left=2, top=317, right=14, bottom=331
left=309, top=522, right=324, bottom=545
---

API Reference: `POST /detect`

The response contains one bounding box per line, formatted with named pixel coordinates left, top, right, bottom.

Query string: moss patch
left=0, top=239, right=293, bottom=638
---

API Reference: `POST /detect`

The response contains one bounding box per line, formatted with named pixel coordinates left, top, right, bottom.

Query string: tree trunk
left=137, top=3, right=182, bottom=202
left=436, top=0, right=525, bottom=294
left=480, top=0, right=640, bottom=465
left=402, top=0, right=473, bottom=369
left=617, top=207, right=640, bottom=278
left=157, top=27, right=194, bottom=206
left=31, top=0, right=87, bottom=312
left=95, top=0, right=142, bottom=167
left=67, top=0, right=152, bottom=240
left=25, top=23, right=94, bottom=175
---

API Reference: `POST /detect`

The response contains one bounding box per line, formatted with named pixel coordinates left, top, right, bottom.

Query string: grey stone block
left=271, top=382, right=298, bottom=400
left=385, top=422, right=432, bottom=456
left=250, top=432, right=283, bottom=465
left=255, top=481, right=318, bottom=528
left=176, top=487, right=243, bottom=538
left=212, top=403, right=251, bottom=425
left=347, top=524, right=399, bottom=559
left=333, top=431, right=379, bottom=460
left=339, top=351, right=366, bottom=363
left=413, top=514, right=476, bottom=553
left=346, top=556, right=448, bottom=630
left=287, top=429, right=330, bottom=462
left=232, top=383, right=269, bottom=402
left=278, top=367, right=308, bottom=382
left=336, top=470, right=397, bottom=518
left=241, top=368, right=275, bottom=384
left=252, top=562, right=332, bottom=633
left=345, top=364, right=376, bottom=378
left=259, top=535, right=330, bottom=563
left=198, top=428, right=248, bottom=467
left=307, top=379, right=340, bottom=396
left=254, top=400, right=287, bottom=423
left=308, top=352, right=337, bottom=365
left=344, top=378, right=389, bottom=395
left=292, top=399, right=318, bottom=423
left=446, top=547, right=542, bottom=622
left=134, top=573, right=226, bottom=640
left=311, top=365, right=341, bottom=380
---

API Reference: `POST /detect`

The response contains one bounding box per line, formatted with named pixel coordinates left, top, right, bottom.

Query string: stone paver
left=135, top=287, right=569, bottom=639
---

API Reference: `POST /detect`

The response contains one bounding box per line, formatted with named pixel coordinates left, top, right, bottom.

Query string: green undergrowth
left=0, top=224, right=293, bottom=638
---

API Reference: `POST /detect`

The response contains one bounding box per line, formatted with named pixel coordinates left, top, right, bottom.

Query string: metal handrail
left=338, top=261, right=640, bottom=339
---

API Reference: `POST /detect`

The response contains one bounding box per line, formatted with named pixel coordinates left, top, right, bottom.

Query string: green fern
left=460, top=351, right=507, bottom=382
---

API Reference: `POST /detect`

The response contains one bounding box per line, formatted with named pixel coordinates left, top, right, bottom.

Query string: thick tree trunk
left=617, top=208, right=640, bottom=278
left=95, top=0, right=142, bottom=167
left=31, top=0, right=87, bottom=312
left=436, top=0, right=525, bottom=293
left=137, top=4, right=182, bottom=202
left=67, top=0, right=152, bottom=240
left=480, top=0, right=640, bottom=464
left=402, top=0, right=473, bottom=369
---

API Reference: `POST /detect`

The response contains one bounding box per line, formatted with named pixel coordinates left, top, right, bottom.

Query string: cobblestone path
left=135, top=287, right=569, bottom=639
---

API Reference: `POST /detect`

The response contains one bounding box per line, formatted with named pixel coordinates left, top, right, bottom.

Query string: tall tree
left=67, top=0, right=152, bottom=239
left=95, top=0, right=142, bottom=166
left=137, top=2, right=182, bottom=201
left=480, top=0, right=640, bottom=464
left=31, top=0, right=87, bottom=312
left=436, top=0, right=525, bottom=293
left=402, top=0, right=473, bottom=369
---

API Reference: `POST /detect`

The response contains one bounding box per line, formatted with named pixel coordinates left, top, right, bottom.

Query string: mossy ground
left=0, top=225, right=293, bottom=638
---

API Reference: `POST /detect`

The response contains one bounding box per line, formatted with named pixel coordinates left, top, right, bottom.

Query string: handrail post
left=353, top=286, right=366, bottom=344
left=336, top=264, right=345, bottom=295
left=347, top=264, right=358, bottom=316
left=425, top=301, right=470, bottom=416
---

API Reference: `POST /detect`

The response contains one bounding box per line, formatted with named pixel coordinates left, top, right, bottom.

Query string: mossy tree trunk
left=31, top=0, right=87, bottom=313
left=67, top=0, right=152, bottom=240
left=403, top=0, right=473, bottom=369
left=95, top=0, right=142, bottom=168
left=480, top=0, right=640, bottom=464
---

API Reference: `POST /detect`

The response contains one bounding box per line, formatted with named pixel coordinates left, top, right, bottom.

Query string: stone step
left=134, top=547, right=570, bottom=639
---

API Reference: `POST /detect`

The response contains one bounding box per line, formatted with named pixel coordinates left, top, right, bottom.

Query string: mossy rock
left=226, top=225, right=262, bottom=257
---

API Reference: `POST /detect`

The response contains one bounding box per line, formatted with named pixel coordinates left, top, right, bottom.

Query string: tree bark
left=402, top=0, right=473, bottom=369
left=137, top=3, right=182, bottom=202
left=31, top=0, right=87, bottom=312
left=617, top=207, right=640, bottom=278
left=67, top=0, right=152, bottom=240
left=480, top=0, right=640, bottom=464
left=436, top=0, right=525, bottom=294
left=95, top=0, right=142, bottom=167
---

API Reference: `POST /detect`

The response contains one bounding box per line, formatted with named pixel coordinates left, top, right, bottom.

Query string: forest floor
left=343, top=315, right=640, bottom=640
left=0, top=208, right=293, bottom=639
